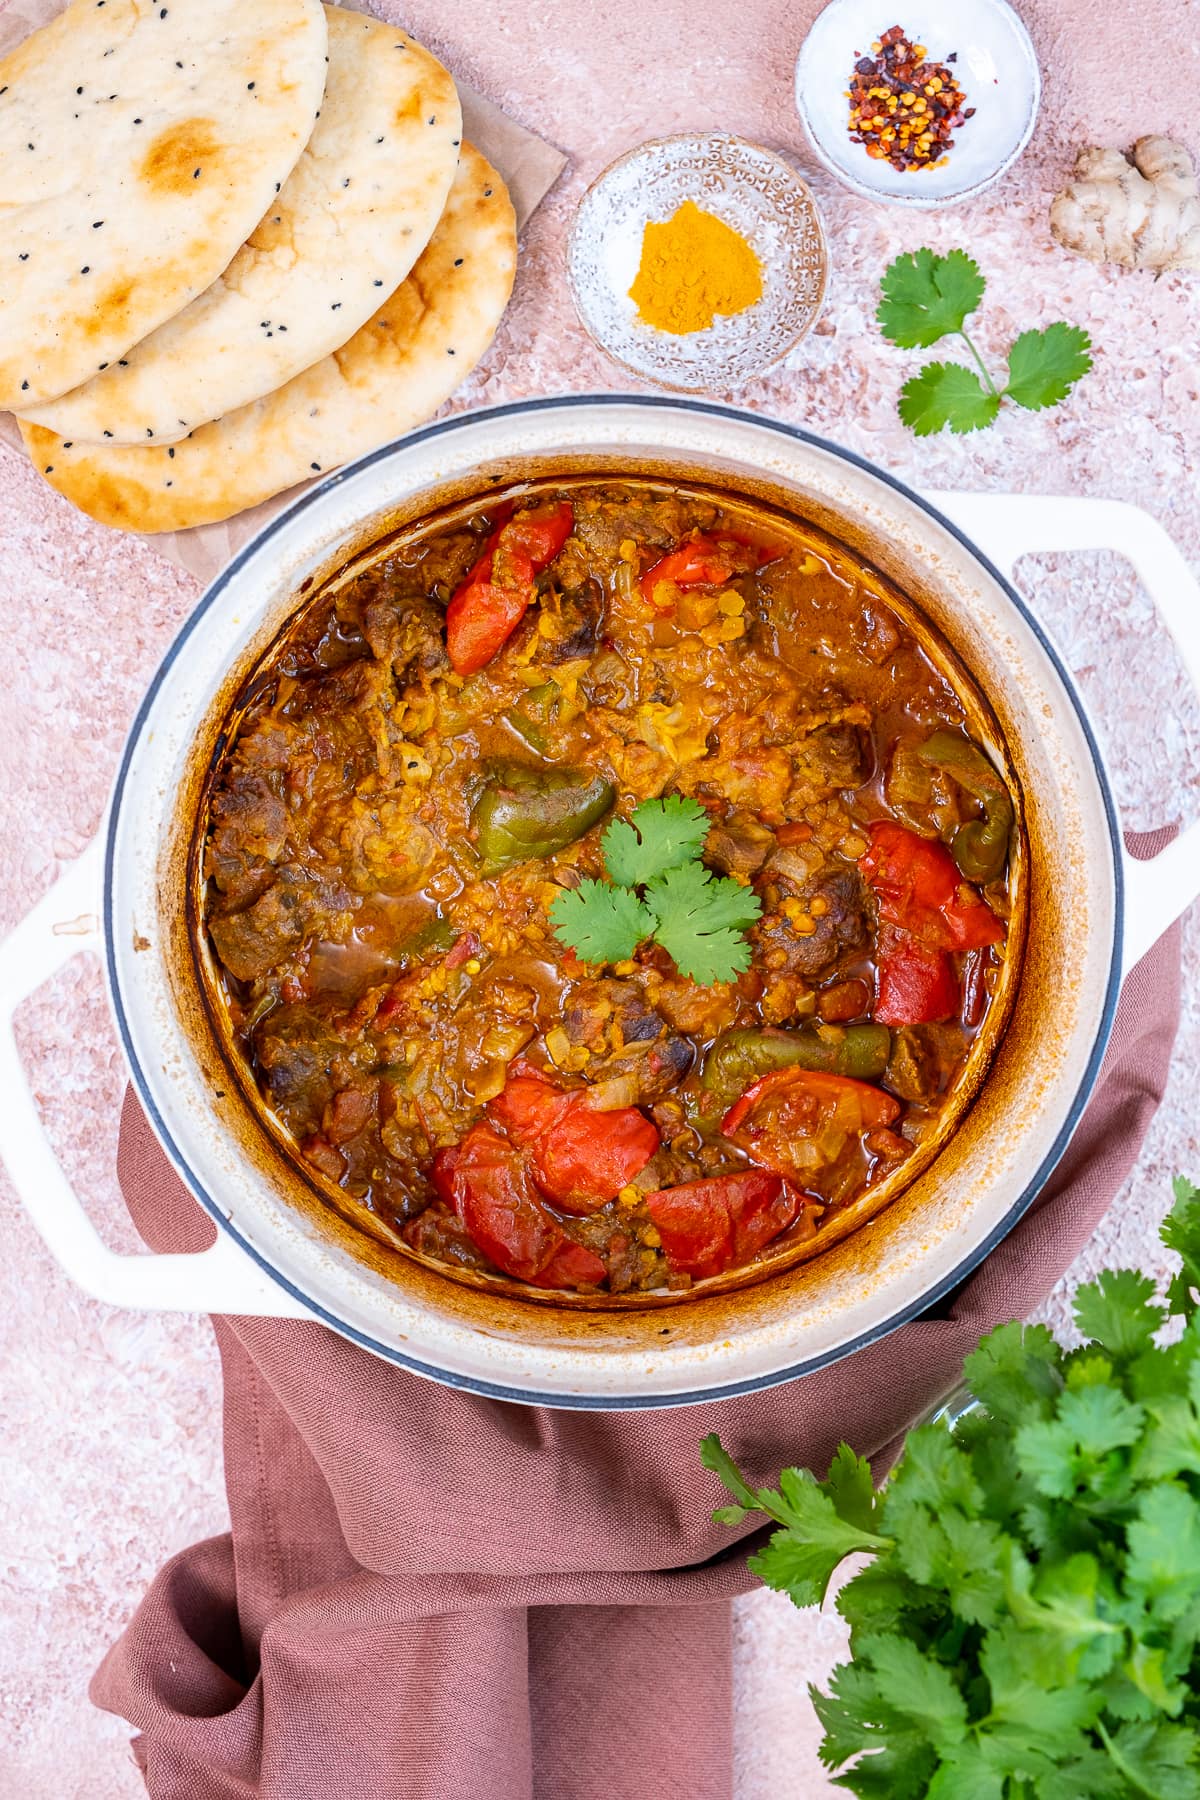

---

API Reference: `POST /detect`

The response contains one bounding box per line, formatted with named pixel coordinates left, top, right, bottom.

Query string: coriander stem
left=958, top=328, right=1000, bottom=400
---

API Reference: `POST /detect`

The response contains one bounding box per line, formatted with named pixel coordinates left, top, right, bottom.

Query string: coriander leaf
left=924, top=1745, right=1007, bottom=1799
left=601, top=794, right=710, bottom=887
left=877, top=248, right=986, bottom=349
left=963, top=1320, right=1061, bottom=1426
left=1163, top=1178, right=1200, bottom=1318
left=1097, top=1719, right=1200, bottom=1800
left=858, top=1633, right=969, bottom=1751
left=1004, top=324, right=1093, bottom=411
left=548, top=879, right=653, bottom=965
left=813, top=1663, right=939, bottom=1798
left=747, top=1469, right=890, bottom=1608
left=1134, top=1395, right=1200, bottom=1482
left=825, top=1442, right=883, bottom=1534
left=1125, top=1640, right=1188, bottom=1716
left=643, top=860, right=761, bottom=985
left=1014, top=1386, right=1145, bottom=1499
left=887, top=1422, right=983, bottom=1517
left=981, top=1615, right=1106, bottom=1738
left=898, top=363, right=1002, bottom=437
left=700, top=1432, right=760, bottom=1513
left=1125, top=1484, right=1200, bottom=1622
left=836, top=1560, right=942, bottom=1635
left=1073, top=1267, right=1163, bottom=1362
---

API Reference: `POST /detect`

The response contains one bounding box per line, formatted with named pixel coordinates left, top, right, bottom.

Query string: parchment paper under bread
left=0, top=0, right=567, bottom=582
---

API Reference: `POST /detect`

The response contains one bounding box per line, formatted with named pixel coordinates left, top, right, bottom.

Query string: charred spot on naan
left=138, top=118, right=227, bottom=195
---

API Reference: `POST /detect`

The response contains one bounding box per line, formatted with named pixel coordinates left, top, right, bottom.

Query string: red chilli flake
left=845, top=23, right=975, bottom=173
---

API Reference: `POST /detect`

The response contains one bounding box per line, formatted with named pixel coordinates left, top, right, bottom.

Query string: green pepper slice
left=503, top=680, right=561, bottom=756
left=916, top=730, right=1014, bottom=886
left=472, top=759, right=615, bottom=875
left=700, top=1024, right=891, bottom=1111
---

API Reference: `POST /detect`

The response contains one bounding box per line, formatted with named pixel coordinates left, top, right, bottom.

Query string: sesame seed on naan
left=20, top=147, right=517, bottom=533
left=0, top=0, right=328, bottom=410
left=25, top=8, right=462, bottom=446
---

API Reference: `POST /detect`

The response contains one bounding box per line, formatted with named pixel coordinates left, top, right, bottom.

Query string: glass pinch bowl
left=567, top=132, right=829, bottom=393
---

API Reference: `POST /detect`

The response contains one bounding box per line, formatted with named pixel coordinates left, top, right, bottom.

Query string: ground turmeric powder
left=628, top=200, right=763, bottom=335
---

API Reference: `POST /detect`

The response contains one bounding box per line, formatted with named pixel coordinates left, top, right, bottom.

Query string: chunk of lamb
left=561, top=978, right=694, bottom=1104
left=678, top=746, right=793, bottom=819
left=540, top=577, right=604, bottom=663
left=754, top=857, right=870, bottom=979
left=360, top=593, right=449, bottom=678
left=792, top=723, right=870, bottom=798
left=704, top=809, right=776, bottom=879
left=205, top=774, right=287, bottom=908
left=208, top=867, right=354, bottom=983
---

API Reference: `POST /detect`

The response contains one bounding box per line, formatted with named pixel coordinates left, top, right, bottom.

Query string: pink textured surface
left=1, top=1, right=1198, bottom=1794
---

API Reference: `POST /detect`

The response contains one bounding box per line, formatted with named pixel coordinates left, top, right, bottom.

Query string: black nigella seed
left=63, top=442, right=72, bottom=449
left=247, top=81, right=255, bottom=90
left=44, top=465, right=53, bottom=474
left=342, top=177, right=350, bottom=187
left=376, top=136, right=384, bottom=144
left=76, top=85, right=84, bottom=94
left=193, top=168, right=200, bottom=178
left=373, top=279, right=382, bottom=286
left=104, top=430, right=113, bottom=438
left=147, top=428, right=153, bottom=437
left=484, top=187, right=492, bottom=197
left=99, top=362, right=107, bottom=369
left=165, top=480, right=172, bottom=487
left=447, top=348, right=455, bottom=355
left=134, top=117, right=143, bottom=124
left=18, top=252, right=28, bottom=261
left=93, top=220, right=103, bottom=228
left=168, top=448, right=175, bottom=459
left=311, top=462, right=321, bottom=471
left=119, top=359, right=127, bottom=366
left=454, top=257, right=463, bottom=266
left=80, top=265, right=89, bottom=273
left=20, top=380, right=28, bottom=390
left=331, top=302, right=341, bottom=309
left=428, top=116, right=435, bottom=125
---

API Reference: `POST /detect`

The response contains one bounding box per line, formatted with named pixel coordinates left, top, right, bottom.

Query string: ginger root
left=1050, top=136, right=1200, bottom=271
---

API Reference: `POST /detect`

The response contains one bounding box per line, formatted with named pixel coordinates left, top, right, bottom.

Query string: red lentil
left=845, top=23, right=975, bottom=173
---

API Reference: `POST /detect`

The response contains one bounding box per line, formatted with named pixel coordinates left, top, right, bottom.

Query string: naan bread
left=0, top=0, right=328, bottom=410
left=21, top=147, right=517, bottom=532
left=25, top=8, right=462, bottom=446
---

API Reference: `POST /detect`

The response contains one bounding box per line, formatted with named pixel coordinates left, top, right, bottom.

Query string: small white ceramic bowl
left=795, top=0, right=1041, bottom=207
left=567, top=133, right=828, bottom=391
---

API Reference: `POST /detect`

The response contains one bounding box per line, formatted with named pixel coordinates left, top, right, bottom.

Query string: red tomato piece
left=645, top=1170, right=800, bottom=1280
left=722, top=1067, right=901, bottom=1138
left=445, top=500, right=575, bottom=675
left=859, top=822, right=1004, bottom=953
left=721, top=1068, right=901, bottom=1186
left=430, top=1125, right=604, bottom=1288
left=874, top=925, right=959, bottom=1026
left=488, top=1070, right=659, bottom=1215
left=529, top=1238, right=609, bottom=1289
left=639, top=535, right=738, bottom=607
left=502, top=498, right=575, bottom=569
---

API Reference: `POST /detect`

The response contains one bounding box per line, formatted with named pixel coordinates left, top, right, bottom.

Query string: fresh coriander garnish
left=706, top=1175, right=1200, bottom=1798
left=878, top=248, right=1093, bottom=436
left=549, top=794, right=761, bottom=984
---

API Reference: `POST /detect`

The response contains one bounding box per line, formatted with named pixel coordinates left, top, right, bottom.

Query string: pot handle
left=0, top=841, right=311, bottom=1318
left=929, top=492, right=1200, bottom=977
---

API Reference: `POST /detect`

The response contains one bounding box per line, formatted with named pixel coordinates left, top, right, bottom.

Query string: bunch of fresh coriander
left=879, top=248, right=1093, bottom=436
left=549, top=793, right=760, bottom=984
left=706, top=1177, right=1200, bottom=1798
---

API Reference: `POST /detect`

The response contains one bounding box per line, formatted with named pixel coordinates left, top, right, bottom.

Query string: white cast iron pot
left=2, top=398, right=1198, bottom=1408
